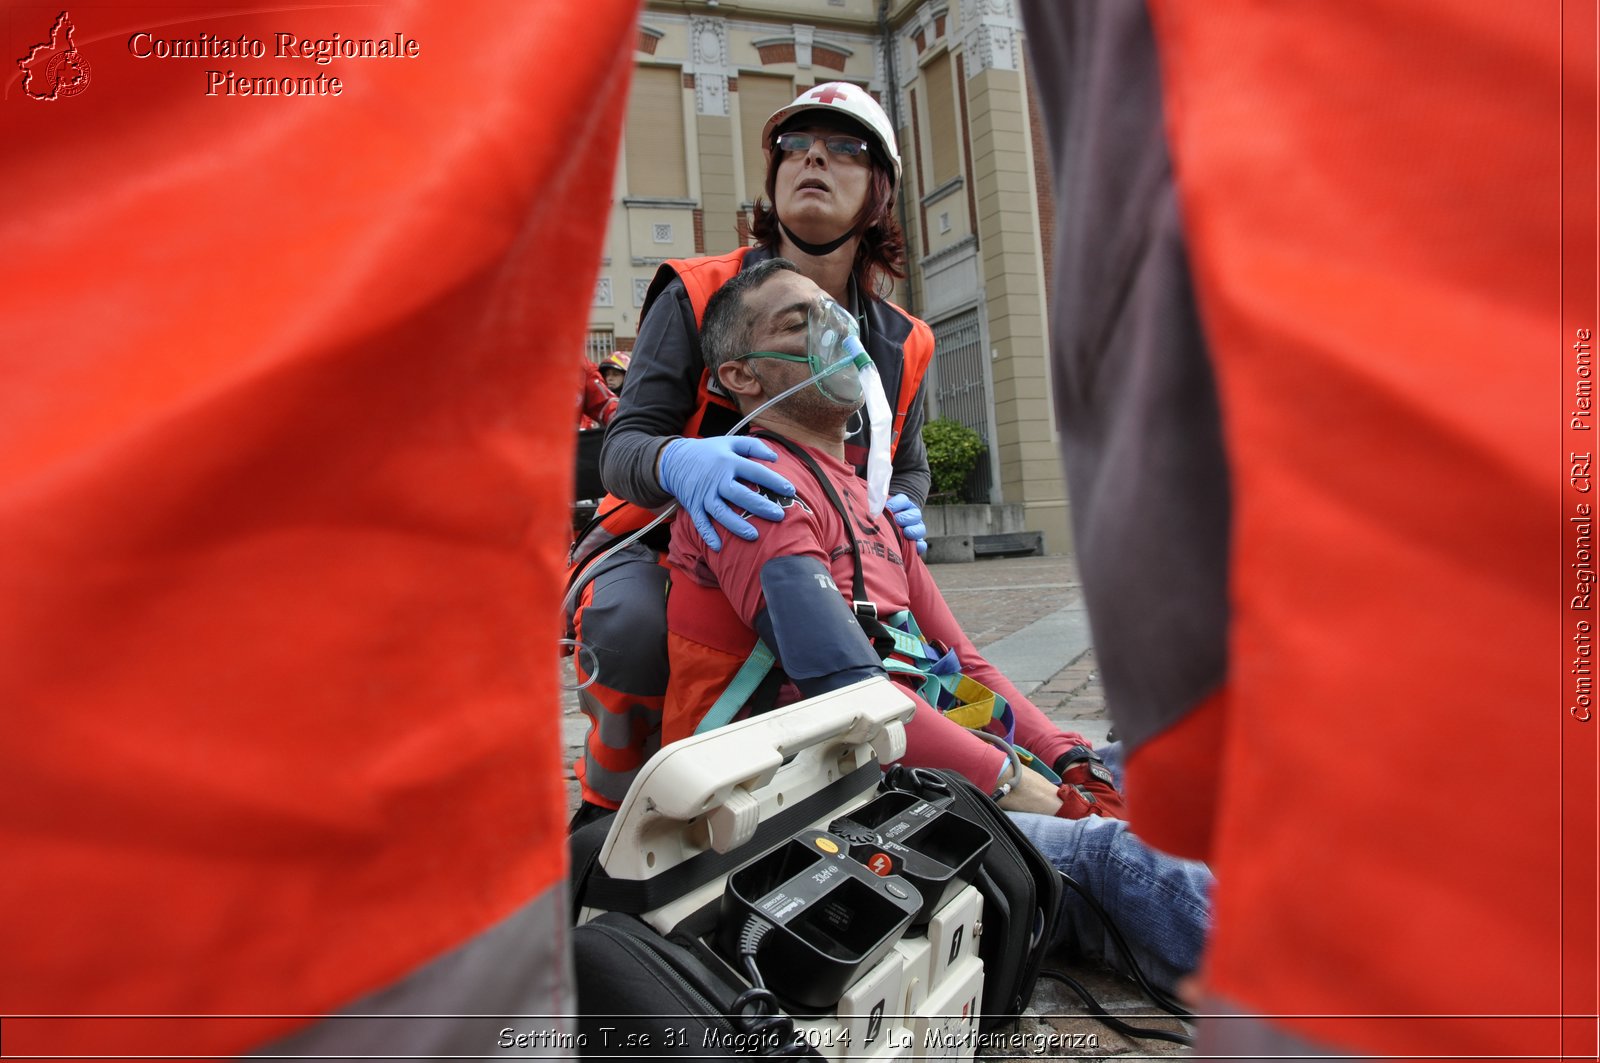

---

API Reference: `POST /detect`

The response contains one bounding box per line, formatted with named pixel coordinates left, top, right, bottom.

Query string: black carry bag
left=573, top=911, right=798, bottom=1060
left=571, top=820, right=760, bottom=1059
left=880, top=766, right=1061, bottom=1032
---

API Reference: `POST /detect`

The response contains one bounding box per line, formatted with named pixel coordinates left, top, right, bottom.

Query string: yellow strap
left=944, top=697, right=998, bottom=730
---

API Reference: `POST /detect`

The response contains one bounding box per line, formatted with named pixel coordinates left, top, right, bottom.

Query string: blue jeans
left=1006, top=742, right=1212, bottom=995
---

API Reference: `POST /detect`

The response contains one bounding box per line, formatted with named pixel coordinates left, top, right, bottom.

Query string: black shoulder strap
left=754, top=432, right=869, bottom=611
left=755, top=431, right=901, bottom=657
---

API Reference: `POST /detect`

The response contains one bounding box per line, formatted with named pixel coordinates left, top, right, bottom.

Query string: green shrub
left=921, top=418, right=986, bottom=502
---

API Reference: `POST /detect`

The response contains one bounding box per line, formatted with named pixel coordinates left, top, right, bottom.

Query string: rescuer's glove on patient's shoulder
left=657, top=435, right=794, bottom=551
left=885, top=493, right=928, bottom=557
left=1052, top=744, right=1129, bottom=820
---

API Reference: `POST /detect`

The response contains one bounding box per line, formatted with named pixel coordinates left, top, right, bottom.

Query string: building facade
left=589, top=0, right=1069, bottom=552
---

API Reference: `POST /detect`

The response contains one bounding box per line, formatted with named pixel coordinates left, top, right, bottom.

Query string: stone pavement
left=922, top=556, right=1108, bottom=741
left=559, top=554, right=1194, bottom=1055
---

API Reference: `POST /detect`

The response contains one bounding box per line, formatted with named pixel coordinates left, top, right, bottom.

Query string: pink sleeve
left=901, top=549, right=1086, bottom=772
left=693, top=482, right=834, bottom=628
left=896, top=685, right=1010, bottom=793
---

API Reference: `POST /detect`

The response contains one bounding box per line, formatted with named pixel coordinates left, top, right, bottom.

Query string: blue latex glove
left=658, top=436, right=795, bottom=551
left=886, top=493, right=928, bottom=557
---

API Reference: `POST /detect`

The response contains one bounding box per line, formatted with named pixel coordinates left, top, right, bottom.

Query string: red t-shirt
left=668, top=436, right=1082, bottom=791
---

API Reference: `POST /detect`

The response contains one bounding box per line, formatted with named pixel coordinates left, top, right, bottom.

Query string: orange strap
left=662, top=576, right=762, bottom=745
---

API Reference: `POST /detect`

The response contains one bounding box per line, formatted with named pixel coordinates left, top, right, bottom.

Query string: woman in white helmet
left=568, top=83, right=937, bottom=821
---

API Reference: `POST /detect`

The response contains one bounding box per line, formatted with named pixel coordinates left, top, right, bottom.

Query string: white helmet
left=761, top=82, right=901, bottom=186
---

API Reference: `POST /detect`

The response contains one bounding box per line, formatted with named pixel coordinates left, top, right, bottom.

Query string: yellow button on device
left=814, top=837, right=840, bottom=854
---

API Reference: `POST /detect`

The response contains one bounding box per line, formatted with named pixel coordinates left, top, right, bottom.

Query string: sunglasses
left=774, top=131, right=871, bottom=158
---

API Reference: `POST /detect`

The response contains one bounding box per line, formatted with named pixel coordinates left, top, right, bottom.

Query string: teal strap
left=887, top=625, right=938, bottom=661
left=884, top=610, right=920, bottom=637
left=882, top=609, right=1061, bottom=785
left=696, top=640, right=778, bottom=735
left=1014, top=747, right=1062, bottom=785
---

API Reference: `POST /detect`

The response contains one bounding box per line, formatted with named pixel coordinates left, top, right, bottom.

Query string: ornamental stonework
left=960, top=0, right=1019, bottom=77
left=689, top=16, right=730, bottom=116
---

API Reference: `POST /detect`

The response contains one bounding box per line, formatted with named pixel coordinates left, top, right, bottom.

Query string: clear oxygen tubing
left=557, top=638, right=598, bottom=691
left=558, top=349, right=883, bottom=670
left=968, top=726, right=1026, bottom=799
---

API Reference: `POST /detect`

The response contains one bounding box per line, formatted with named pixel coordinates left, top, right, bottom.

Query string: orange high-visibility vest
left=1026, top=1, right=1590, bottom=1058
left=0, top=2, right=638, bottom=1055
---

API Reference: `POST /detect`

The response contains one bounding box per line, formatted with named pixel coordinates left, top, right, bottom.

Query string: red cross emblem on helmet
left=761, top=81, right=902, bottom=185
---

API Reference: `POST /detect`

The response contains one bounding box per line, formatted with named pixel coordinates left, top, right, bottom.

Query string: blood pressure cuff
left=756, top=556, right=884, bottom=697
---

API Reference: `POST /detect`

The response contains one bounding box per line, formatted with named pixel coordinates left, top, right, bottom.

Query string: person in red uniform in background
left=0, top=2, right=639, bottom=1056
left=599, top=350, right=631, bottom=395
left=1020, top=1, right=1593, bottom=1058
left=579, top=356, right=620, bottom=430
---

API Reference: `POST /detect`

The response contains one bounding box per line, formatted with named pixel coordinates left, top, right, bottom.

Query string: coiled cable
left=730, top=917, right=820, bottom=1058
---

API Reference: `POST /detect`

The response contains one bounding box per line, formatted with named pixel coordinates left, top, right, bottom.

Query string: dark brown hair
left=700, top=258, right=803, bottom=374
left=749, top=122, right=907, bottom=300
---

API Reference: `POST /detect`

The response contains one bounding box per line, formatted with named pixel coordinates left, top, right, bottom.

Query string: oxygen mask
left=807, top=294, right=867, bottom=406
left=737, top=292, right=894, bottom=516
left=740, top=293, right=867, bottom=407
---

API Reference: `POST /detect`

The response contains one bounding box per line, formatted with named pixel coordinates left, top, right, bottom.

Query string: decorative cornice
left=921, top=175, right=964, bottom=208
left=754, top=36, right=797, bottom=65
left=622, top=196, right=700, bottom=209
left=920, top=234, right=978, bottom=270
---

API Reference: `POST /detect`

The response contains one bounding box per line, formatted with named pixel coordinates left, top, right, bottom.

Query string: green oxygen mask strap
left=737, top=350, right=858, bottom=380
left=736, top=351, right=809, bottom=363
